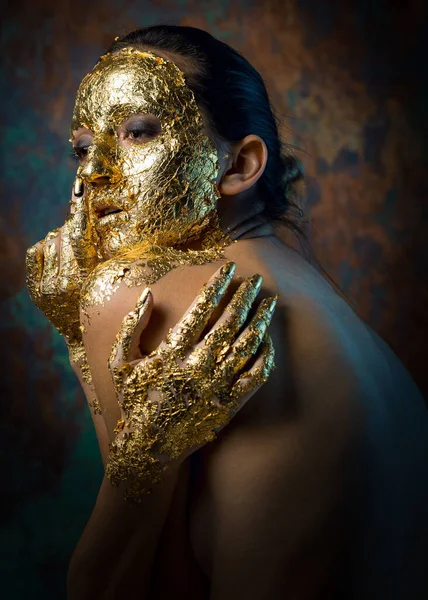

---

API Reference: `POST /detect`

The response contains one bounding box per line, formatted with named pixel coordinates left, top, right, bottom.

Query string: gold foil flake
left=67, top=338, right=93, bottom=384
left=105, top=265, right=277, bottom=501
left=231, top=333, right=275, bottom=398
left=211, top=296, right=278, bottom=399
left=40, top=243, right=59, bottom=294
left=79, top=354, right=93, bottom=384
left=81, top=243, right=227, bottom=309
left=71, top=48, right=225, bottom=260
left=92, top=396, right=102, bottom=415
left=44, top=228, right=61, bottom=242
left=162, top=261, right=236, bottom=358
left=68, top=339, right=85, bottom=364
left=26, top=228, right=81, bottom=343
left=112, top=287, right=151, bottom=364
left=26, top=207, right=97, bottom=391
left=73, top=175, right=84, bottom=197
left=27, top=46, right=277, bottom=506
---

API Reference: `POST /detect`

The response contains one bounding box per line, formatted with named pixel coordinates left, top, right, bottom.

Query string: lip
left=97, top=210, right=126, bottom=225
left=93, top=198, right=128, bottom=221
left=94, top=204, right=122, bottom=218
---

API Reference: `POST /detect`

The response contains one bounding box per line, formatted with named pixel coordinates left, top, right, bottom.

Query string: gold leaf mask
left=71, top=48, right=222, bottom=259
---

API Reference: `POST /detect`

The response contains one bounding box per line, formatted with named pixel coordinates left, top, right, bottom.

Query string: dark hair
left=107, top=25, right=307, bottom=243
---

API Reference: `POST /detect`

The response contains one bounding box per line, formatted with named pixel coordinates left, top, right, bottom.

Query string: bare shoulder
left=79, top=237, right=364, bottom=448
left=196, top=237, right=370, bottom=469
left=80, top=252, right=230, bottom=443
left=188, top=278, right=368, bottom=597
left=81, top=253, right=230, bottom=354
left=188, top=237, right=428, bottom=596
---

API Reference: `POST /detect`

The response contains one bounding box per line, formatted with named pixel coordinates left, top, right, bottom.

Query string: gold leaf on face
left=71, top=49, right=224, bottom=259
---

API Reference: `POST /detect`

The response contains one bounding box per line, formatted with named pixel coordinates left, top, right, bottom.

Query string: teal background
left=1, top=0, right=427, bottom=597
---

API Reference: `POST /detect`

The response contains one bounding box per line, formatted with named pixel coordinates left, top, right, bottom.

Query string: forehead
left=71, top=49, right=195, bottom=132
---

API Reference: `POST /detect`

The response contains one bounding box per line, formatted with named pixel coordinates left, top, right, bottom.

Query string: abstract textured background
left=1, top=0, right=426, bottom=597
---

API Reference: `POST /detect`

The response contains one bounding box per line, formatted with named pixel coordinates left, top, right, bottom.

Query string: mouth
left=94, top=204, right=125, bottom=223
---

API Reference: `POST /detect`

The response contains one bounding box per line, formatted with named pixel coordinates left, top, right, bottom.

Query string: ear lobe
left=218, top=135, right=267, bottom=196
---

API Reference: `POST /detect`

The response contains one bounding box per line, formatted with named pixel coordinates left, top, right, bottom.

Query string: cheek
left=121, top=147, right=168, bottom=181
left=214, top=152, right=230, bottom=184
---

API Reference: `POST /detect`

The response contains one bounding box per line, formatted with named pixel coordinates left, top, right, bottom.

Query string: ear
left=218, top=135, right=268, bottom=196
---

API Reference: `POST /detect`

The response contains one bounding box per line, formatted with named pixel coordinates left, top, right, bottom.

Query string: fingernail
left=136, top=287, right=151, bottom=307
left=26, top=245, right=38, bottom=259
left=74, top=176, right=84, bottom=197
left=268, top=295, right=278, bottom=313
left=249, top=273, right=263, bottom=292
left=220, top=261, right=236, bottom=279
left=261, top=295, right=278, bottom=315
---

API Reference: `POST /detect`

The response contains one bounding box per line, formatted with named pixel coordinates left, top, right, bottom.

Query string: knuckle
left=26, top=245, right=38, bottom=258
left=108, top=354, right=119, bottom=372
left=44, top=228, right=60, bottom=243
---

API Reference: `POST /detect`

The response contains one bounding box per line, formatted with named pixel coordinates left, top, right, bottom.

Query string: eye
left=125, top=125, right=159, bottom=141
left=121, top=115, right=161, bottom=145
left=71, top=132, right=93, bottom=161
left=72, top=145, right=90, bottom=160
left=128, top=128, right=148, bottom=139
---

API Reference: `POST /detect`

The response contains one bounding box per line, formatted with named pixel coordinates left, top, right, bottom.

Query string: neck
left=174, top=215, right=274, bottom=252
left=173, top=194, right=275, bottom=252
left=227, top=214, right=274, bottom=241
left=218, top=192, right=275, bottom=241
left=217, top=190, right=274, bottom=241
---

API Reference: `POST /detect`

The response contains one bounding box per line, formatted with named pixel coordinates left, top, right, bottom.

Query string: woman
left=26, top=26, right=427, bottom=600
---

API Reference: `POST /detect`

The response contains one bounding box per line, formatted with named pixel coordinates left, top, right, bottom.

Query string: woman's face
left=71, top=49, right=221, bottom=259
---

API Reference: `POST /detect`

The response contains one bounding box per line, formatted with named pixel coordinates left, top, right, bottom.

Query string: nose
left=79, top=143, right=117, bottom=186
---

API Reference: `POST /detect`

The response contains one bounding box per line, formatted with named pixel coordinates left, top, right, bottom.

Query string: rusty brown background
left=1, top=0, right=427, bottom=596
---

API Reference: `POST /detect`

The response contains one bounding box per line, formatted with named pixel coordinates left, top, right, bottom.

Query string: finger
left=43, top=227, right=61, bottom=243
left=25, top=243, right=44, bottom=299
left=58, top=220, right=81, bottom=290
left=202, top=273, right=263, bottom=357
left=229, top=332, right=275, bottom=401
left=108, top=287, right=153, bottom=373
left=186, top=272, right=263, bottom=372
left=73, top=174, right=84, bottom=198
left=40, top=235, right=61, bottom=295
left=68, top=187, right=79, bottom=216
left=69, top=182, right=86, bottom=215
left=161, top=262, right=236, bottom=358
left=68, top=187, right=98, bottom=277
left=213, top=295, right=277, bottom=384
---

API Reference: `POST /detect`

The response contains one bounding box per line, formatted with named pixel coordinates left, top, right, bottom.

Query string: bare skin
left=33, top=48, right=427, bottom=598
left=77, top=228, right=427, bottom=600
left=68, top=133, right=427, bottom=598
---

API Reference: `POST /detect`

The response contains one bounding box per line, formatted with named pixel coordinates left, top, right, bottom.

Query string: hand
left=25, top=189, right=98, bottom=361
left=106, top=262, right=277, bottom=501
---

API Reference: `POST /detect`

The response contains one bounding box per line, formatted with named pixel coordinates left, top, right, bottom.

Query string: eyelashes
left=70, top=126, right=160, bottom=160
left=70, top=147, right=89, bottom=161
left=69, top=150, right=81, bottom=162
left=124, top=124, right=160, bottom=140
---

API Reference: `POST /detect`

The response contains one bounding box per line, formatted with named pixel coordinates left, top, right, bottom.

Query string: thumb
left=108, top=287, right=154, bottom=371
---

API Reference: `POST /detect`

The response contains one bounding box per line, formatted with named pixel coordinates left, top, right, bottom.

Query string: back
left=222, top=235, right=428, bottom=598
left=82, top=233, right=428, bottom=598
